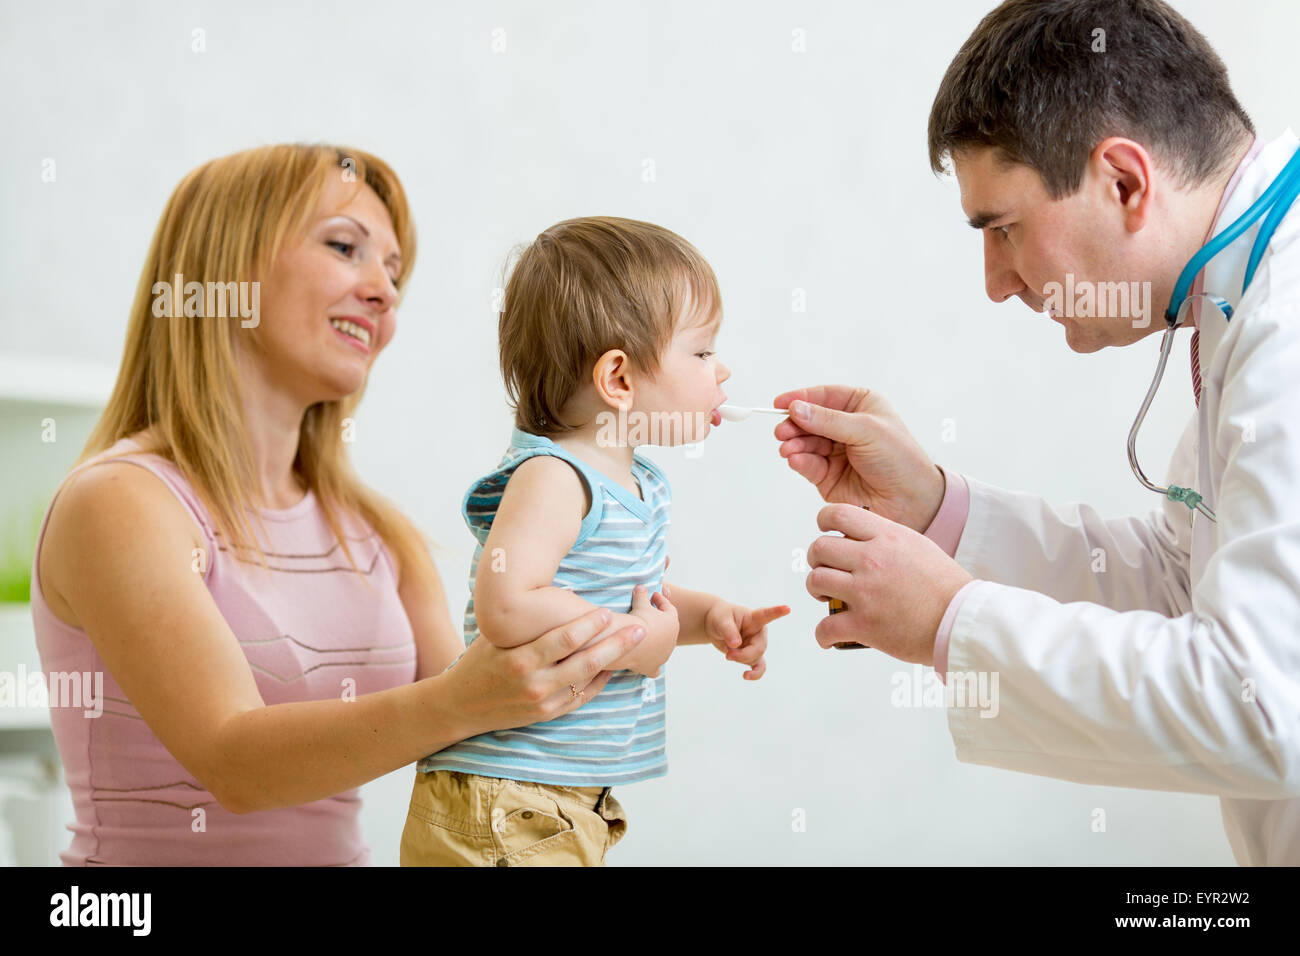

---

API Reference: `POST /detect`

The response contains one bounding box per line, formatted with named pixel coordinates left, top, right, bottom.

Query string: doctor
left=777, top=0, right=1300, bottom=865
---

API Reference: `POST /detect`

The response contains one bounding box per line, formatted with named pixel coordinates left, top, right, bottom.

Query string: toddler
left=400, top=216, right=789, bottom=866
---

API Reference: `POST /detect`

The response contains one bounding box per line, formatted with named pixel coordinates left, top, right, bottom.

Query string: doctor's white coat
left=945, top=131, right=1300, bottom=866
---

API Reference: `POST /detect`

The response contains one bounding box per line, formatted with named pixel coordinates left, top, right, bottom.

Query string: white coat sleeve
left=954, top=414, right=1195, bottom=617
left=945, top=297, right=1300, bottom=800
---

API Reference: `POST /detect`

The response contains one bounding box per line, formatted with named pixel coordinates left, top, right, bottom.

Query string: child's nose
left=717, top=360, right=731, bottom=383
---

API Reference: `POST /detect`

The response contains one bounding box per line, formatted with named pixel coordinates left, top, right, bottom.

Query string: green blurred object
left=0, top=502, right=44, bottom=604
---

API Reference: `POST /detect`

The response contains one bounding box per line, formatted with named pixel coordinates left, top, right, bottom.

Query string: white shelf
left=0, top=606, right=51, bottom=730
left=0, top=706, right=49, bottom=731
left=0, top=352, right=116, bottom=408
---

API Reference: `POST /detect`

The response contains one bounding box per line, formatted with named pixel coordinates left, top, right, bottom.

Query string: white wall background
left=3, top=0, right=1296, bottom=865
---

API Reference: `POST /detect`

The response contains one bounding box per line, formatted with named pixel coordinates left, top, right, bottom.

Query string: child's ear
left=593, top=349, right=634, bottom=409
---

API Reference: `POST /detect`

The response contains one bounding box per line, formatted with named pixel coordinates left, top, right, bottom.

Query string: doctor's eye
left=994, top=225, right=1011, bottom=240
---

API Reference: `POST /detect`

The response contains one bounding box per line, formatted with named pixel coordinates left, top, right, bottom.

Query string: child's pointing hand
left=704, top=601, right=791, bottom=681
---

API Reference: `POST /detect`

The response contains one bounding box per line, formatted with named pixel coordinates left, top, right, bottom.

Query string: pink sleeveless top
left=31, top=437, right=417, bottom=866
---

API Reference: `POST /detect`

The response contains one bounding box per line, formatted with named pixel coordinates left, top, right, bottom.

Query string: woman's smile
left=329, top=314, right=375, bottom=352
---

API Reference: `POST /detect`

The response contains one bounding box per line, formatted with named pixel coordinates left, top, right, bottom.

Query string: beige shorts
left=400, top=769, right=629, bottom=867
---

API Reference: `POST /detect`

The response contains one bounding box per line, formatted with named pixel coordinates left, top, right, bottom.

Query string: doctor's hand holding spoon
left=745, top=385, right=974, bottom=664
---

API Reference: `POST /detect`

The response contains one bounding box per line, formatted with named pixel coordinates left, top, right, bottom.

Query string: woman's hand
left=772, top=385, right=947, bottom=533
left=439, top=608, right=647, bottom=736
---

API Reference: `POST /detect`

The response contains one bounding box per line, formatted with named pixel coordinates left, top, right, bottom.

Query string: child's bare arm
left=474, top=456, right=678, bottom=676
left=654, top=580, right=791, bottom=681
left=657, top=583, right=717, bottom=645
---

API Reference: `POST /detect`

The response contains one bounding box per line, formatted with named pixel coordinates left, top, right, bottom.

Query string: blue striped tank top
left=417, top=427, right=671, bottom=786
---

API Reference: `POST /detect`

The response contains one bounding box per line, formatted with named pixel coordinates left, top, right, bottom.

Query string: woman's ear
left=592, top=349, right=634, bottom=409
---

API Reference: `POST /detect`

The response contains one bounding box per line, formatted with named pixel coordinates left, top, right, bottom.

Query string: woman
left=31, top=143, right=645, bottom=865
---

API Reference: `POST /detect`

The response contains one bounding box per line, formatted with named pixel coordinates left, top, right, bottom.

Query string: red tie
left=1191, top=329, right=1202, bottom=407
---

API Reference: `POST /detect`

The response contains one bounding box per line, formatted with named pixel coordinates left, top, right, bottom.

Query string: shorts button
left=496, top=858, right=508, bottom=867
left=521, top=811, right=534, bottom=819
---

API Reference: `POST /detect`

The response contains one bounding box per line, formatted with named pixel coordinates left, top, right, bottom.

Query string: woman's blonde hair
left=81, top=143, right=432, bottom=584
left=499, top=215, right=722, bottom=436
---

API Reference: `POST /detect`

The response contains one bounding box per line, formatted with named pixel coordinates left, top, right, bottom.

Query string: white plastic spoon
left=717, top=404, right=788, bottom=422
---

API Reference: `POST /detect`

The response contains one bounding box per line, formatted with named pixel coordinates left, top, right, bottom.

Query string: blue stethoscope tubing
left=1128, top=144, right=1300, bottom=523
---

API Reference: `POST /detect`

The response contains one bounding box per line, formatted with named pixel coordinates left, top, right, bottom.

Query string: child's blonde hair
left=499, top=216, right=722, bottom=435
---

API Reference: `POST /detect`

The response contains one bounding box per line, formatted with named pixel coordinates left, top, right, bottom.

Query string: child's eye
left=696, top=350, right=714, bottom=359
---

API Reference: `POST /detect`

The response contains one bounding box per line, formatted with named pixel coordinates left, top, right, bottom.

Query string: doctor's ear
left=1093, top=137, right=1156, bottom=232
left=592, top=349, right=635, bottom=409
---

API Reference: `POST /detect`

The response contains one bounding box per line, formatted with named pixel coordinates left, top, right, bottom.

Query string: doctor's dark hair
left=927, top=0, right=1255, bottom=198
left=497, top=216, right=721, bottom=436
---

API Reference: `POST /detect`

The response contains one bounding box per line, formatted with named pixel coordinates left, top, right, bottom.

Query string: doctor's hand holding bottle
left=771, top=384, right=972, bottom=664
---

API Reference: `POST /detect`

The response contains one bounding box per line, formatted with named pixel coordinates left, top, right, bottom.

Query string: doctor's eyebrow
left=967, top=211, right=1007, bottom=230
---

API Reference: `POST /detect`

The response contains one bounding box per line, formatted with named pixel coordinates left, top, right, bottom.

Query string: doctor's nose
left=983, top=231, right=1028, bottom=304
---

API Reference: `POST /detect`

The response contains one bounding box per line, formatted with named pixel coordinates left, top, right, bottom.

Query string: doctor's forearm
left=944, top=583, right=1300, bottom=799
left=955, top=472, right=1193, bottom=616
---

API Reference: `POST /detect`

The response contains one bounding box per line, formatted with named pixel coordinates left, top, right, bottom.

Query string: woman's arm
left=38, top=462, right=645, bottom=814
left=474, top=455, right=678, bottom=676
left=391, top=527, right=469, bottom=681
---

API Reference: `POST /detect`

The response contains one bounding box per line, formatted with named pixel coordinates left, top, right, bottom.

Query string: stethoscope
left=1128, top=144, right=1300, bottom=523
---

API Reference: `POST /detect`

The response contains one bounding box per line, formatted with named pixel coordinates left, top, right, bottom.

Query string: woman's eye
left=330, top=239, right=401, bottom=290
